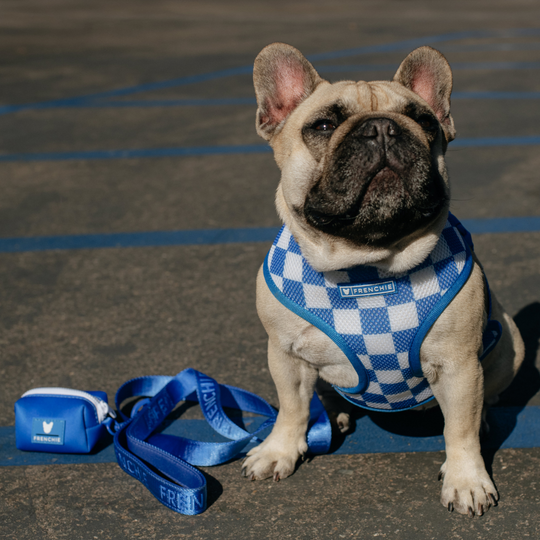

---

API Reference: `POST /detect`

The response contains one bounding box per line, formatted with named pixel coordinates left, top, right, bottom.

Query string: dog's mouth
left=301, top=121, right=448, bottom=246
left=305, top=166, right=395, bottom=226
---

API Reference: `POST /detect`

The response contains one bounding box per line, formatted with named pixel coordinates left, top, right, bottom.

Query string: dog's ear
left=253, top=43, right=323, bottom=141
left=393, top=46, right=456, bottom=142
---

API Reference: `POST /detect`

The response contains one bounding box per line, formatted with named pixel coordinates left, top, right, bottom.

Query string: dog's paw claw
left=440, top=461, right=498, bottom=516
left=489, top=493, right=498, bottom=507
left=241, top=434, right=306, bottom=482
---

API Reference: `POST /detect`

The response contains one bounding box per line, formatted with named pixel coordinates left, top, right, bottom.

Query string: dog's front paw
left=241, top=432, right=308, bottom=482
left=439, top=460, right=499, bottom=516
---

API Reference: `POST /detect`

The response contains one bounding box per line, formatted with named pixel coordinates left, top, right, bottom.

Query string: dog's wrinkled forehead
left=296, top=80, right=433, bottom=125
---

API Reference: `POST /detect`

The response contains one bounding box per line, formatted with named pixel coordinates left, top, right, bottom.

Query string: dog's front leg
left=242, top=338, right=318, bottom=481
left=430, top=357, right=498, bottom=516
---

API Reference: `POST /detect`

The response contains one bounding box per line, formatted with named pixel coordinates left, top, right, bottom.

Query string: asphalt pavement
left=1, top=1, right=540, bottom=538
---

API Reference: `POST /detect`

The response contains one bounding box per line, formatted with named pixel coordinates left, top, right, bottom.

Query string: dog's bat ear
left=253, top=43, right=323, bottom=141
left=393, top=46, right=456, bottom=142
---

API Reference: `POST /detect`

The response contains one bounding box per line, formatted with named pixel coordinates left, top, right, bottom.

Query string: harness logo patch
left=338, top=280, right=397, bottom=298
left=31, top=418, right=65, bottom=445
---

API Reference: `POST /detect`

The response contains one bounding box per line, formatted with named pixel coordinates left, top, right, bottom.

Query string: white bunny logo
left=43, top=421, right=54, bottom=434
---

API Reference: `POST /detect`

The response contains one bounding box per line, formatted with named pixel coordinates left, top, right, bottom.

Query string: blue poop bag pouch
left=15, top=387, right=115, bottom=453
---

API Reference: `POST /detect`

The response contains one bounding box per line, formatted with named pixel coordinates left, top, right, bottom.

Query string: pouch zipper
left=21, top=387, right=114, bottom=424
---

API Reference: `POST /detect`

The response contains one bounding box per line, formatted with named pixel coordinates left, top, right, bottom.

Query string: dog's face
left=254, top=44, right=456, bottom=272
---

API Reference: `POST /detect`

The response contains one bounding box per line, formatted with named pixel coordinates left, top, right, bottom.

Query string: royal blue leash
left=107, top=368, right=331, bottom=515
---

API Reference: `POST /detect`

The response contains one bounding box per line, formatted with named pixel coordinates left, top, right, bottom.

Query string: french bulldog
left=242, top=42, right=525, bottom=517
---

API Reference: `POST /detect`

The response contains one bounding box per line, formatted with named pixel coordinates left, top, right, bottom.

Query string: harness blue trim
left=408, top=251, right=474, bottom=378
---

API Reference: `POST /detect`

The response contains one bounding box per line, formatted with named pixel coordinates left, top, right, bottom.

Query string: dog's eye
left=312, top=119, right=337, bottom=132
left=416, top=114, right=438, bottom=132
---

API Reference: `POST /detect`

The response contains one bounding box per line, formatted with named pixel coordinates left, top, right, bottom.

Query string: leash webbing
left=108, top=368, right=331, bottom=515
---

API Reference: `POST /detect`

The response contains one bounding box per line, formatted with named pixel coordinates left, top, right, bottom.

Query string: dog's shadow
left=481, top=301, right=540, bottom=473
left=328, top=302, right=540, bottom=467
left=496, top=302, right=540, bottom=408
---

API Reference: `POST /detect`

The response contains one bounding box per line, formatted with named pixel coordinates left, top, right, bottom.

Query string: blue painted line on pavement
left=9, top=91, right=540, bottom=111
left=318, top=61, right=540, bottom=74
left=0, top=216, right=537, bottom=254
left=334, top=406, right=540, bottom=455
left=439, top=42, right=540, bottom=53
left=29, top=97, right=259, bottom=109
left=439, top=60, right=540, bottom=71
left=306, top=28, right=540, bottom=62
left=451, top=135, right=540, bottom=148
left=453, top=91, right=540, bottom=100
left=1, top=28, right=539, bottom=116
left=0, top=145, right=272, bottom=162
left=3, top=91, right=539, bottom=113
left=462, top=216, right=540, bottom=234
left=0, top=227, right=281, bottom=253
left=0, top=66, right=254, bottom=115
left=1, top=135, right=540, bottom=163
left=1, top=405, right=538, bottom=467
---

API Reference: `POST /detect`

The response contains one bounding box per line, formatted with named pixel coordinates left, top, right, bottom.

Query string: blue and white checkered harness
left=263, top=213, right=501, bottom=412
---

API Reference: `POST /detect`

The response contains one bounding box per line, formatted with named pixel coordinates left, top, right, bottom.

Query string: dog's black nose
left=354, top=118, right=401, bottom=143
